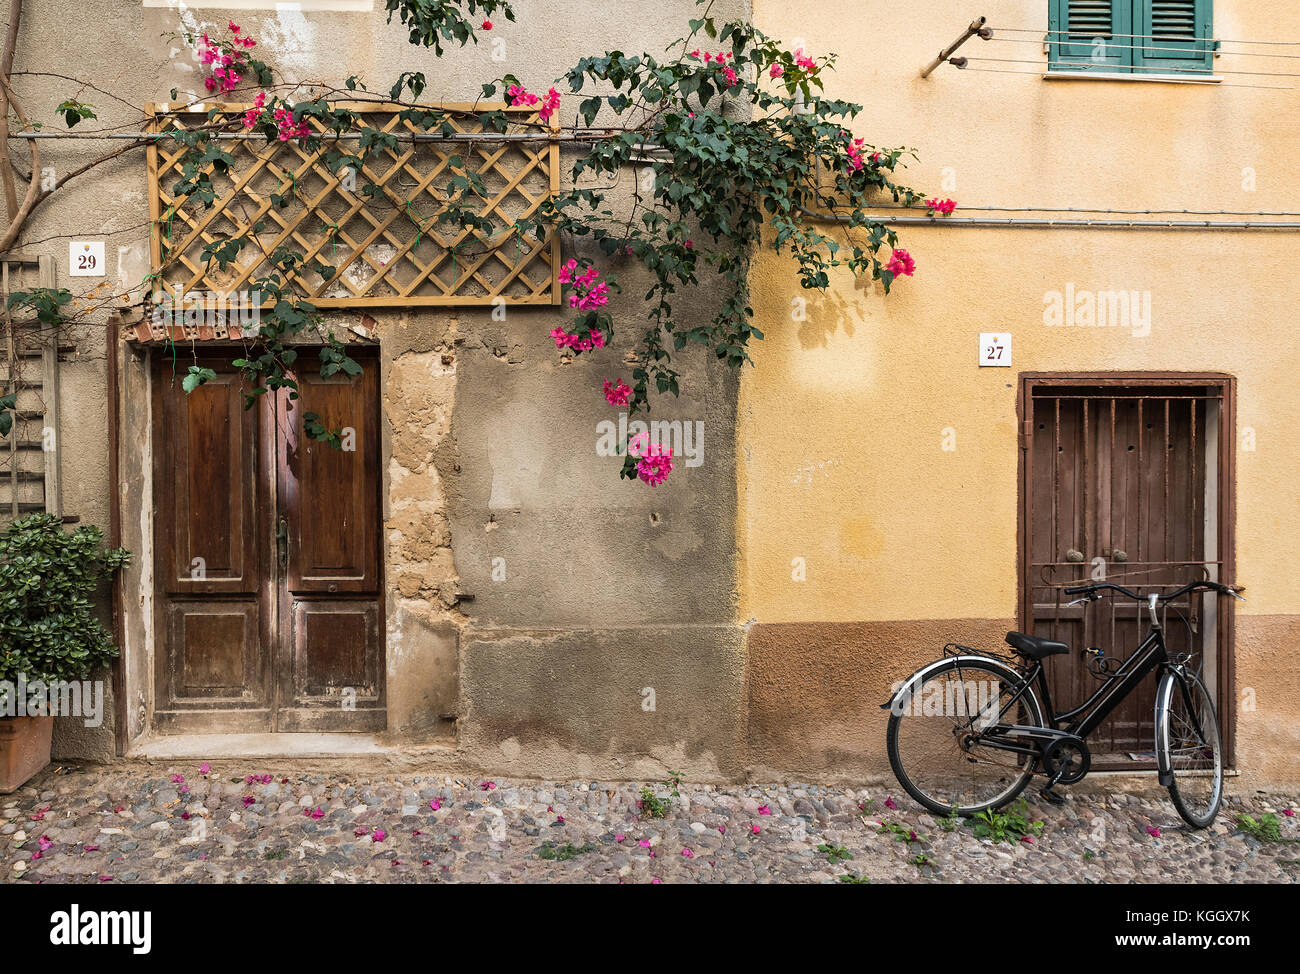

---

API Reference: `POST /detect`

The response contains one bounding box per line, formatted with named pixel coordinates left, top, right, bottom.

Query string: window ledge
left=1045, top=71, right=1221, bottom=85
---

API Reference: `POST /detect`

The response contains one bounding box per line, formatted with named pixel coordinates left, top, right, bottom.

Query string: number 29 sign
left=979, top=332, right=1012, bottom=368
left=69, top=241, right=105, bottom=277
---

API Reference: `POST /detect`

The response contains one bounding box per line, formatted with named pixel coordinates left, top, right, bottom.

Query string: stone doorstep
left=126, top=733, right=456, bottom=761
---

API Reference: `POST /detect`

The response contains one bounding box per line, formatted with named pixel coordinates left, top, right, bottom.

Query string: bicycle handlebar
left=1063, top=580, right=1245, bottom=602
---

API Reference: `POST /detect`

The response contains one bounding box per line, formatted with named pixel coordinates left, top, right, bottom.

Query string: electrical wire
left=983, top=34, right=1300, bottom=61
left=955, top=66, right=1292, bottom=89
left=991, top=26, right=1300, bottom=47
left=965, top=55, right=1300, bottom=79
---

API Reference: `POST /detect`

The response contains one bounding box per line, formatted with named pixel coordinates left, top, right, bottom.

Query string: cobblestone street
left=2, top=763, right=1296, bottom=884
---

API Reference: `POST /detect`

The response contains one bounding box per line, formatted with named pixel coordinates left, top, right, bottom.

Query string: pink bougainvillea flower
left=181, top=812, right=191, bottom=821
left=83, top=845, right=99, bottom=852
left=925, top=197, right=957, bottom=216
left=636, top=443, right=673, bottom=487
left=556, top=815, right=566, bottom=824
left=794, top=48, right=818, bottom=70
left=615, top=833, right=625, bottom=842
left=751, top=824, right=761, bottom=834
left=305, top=807, right=325, bottom=820
left=770, top=64, right=784, bottom=78
left=684, top=239, right=694, bottom=249
left=372, top=829, right=387, bottom=842
left=179, top=785, right=189, bottom=795
left=229, top=20, right=240, bottom=33
left=538, top=87, right=561, bottom=124
left=717, top=825, right=726, bottom=834
left=639, top=839, right=651, bottom=848
left=1283, top=808, right=1295, bottom=817
left=883, top=797, right=898, bottom=810
left=757, top=805, right=772, bottom=815
left=481, top=19, right=493, bottom=29
left=480, top=781, right=496, bottom=791
left=651, top=877, right=663, bottom=884
left=603, top=378, right=632, bottom=407
left=272, top=107, right=311, bottom=141
left=38, top=835, right=52, bottom=851
left=559, top=259, right=610, bottom=310
left=429, top=799, right=442, bottom=811
left=354, top=827, right=368, bottom=837
left=30, top=808, right=47, bottom=821
left=171, top=774, right=185, bottom=784
left=681, top=848, right=694, bottom=859
left=1020, top=835, right=1034, bottom=844
left=97, top=875, right=113, bottom=883
left=886, top=248, right=915, bottom=278
left=506, top=84, right=539, bottom=108
left=241, top=796, right=255, bottom=807
left=1146, top=826, right=1161, bottom=838
left=200, top=761, right=210, bottom=775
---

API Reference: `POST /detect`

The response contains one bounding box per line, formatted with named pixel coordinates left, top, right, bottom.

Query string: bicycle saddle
left=1005, top=631, right=1069, bottom=660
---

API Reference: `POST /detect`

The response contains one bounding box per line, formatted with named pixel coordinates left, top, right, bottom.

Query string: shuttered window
left=1049, top=1, right=1214, bottom=75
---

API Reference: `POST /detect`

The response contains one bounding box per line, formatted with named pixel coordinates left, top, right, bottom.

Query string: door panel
left=164, top=601, right=265, bottom=702
left=276, top=351, right=384, bottom=729
left=152, top=349, right=384, bottom=734
left=280, top=365, right=380, bottom=594
left=1024, top=382, right=1223, bottom=765
left=158, top=365, right=258, bottom=595
left=290, top=601, right=382, bottom=697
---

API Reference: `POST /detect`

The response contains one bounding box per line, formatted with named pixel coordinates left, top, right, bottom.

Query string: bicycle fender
left=881, top=655, right=1025, bottom=717
left=1153, top=671, right=1176, bottom=787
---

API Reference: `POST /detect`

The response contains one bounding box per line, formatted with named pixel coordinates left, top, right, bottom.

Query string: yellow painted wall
left=742, top=0, right=1300, bottom=624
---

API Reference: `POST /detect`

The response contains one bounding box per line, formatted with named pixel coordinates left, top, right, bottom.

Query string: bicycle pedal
left=1039, top=788, right=1067, bottom=807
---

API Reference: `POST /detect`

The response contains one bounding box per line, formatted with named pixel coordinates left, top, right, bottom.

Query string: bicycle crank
left=1042, top=738, right=1092, bottom=786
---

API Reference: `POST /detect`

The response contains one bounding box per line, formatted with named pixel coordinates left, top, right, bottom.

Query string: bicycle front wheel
left=886, top=657, right=1044, bottom=816
left=1157, top=669, right=1223, bottom=829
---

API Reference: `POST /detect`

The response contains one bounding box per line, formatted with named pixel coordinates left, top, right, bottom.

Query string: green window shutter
left=1135, top=0, right=1214, bottom=74
left=1050, top=0, right=1133, bottom=72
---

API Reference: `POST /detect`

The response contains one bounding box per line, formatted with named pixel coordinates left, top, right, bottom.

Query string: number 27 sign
left=979, top=332, right=1012, bottom=368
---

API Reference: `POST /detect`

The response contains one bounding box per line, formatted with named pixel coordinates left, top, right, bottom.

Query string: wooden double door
left=152, top=349, right=384, bottom=733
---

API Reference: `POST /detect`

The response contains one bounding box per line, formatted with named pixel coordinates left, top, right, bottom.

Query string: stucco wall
left=9, top=0, right=1296, bottom=786
left=742, top=0, right=1300, bottom=784
left=11, top=0, right=751, bottom=770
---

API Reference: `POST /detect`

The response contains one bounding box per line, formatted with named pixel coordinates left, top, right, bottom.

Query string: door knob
left=276, top=516, right=289, bottom=569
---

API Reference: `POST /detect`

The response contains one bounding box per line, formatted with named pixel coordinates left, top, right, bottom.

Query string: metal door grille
left=1022, top=379, right=1232, bottom=765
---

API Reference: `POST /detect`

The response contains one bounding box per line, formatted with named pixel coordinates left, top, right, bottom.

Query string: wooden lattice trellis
left=145, top=102, right=561, bottom=312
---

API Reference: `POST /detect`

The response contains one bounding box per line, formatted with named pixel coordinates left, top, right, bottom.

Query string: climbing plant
left=3, top=0, right=955, bottom=484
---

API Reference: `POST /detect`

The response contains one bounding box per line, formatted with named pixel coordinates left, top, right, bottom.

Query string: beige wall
left=742, top=0, right=1299, bottom=782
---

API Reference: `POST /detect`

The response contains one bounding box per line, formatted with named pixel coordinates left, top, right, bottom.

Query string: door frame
left=144, top=343, right=386, bottom=735
left=1016, top=371, right=1237, bottom=768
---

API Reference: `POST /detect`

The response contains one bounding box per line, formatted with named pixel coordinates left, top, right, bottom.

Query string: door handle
left=276, top=516, right=289, bottom=570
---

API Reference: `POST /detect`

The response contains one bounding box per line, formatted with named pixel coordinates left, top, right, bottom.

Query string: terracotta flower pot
left=0, top=716, right=54, bottom=794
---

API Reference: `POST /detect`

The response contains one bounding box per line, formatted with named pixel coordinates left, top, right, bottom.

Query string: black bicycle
left=883, top=579, right=1242, bottom=828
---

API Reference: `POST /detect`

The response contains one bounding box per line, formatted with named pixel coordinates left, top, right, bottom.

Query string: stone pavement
left=2, top=762, right=1296, bottom=883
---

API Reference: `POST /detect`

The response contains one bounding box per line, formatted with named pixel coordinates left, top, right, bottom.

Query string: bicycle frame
left=971, top=626, right=1172, bottom=760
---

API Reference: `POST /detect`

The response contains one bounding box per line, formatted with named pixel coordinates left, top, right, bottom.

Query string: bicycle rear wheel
left=886, top=657, right=1044, bottom=816
left=1157, top=669, right=1223, bottom=829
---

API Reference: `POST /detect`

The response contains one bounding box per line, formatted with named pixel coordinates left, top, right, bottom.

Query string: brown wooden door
left=1022, top=379, right=1228, bottom=766
left=153, top=350, right=384, bottom=733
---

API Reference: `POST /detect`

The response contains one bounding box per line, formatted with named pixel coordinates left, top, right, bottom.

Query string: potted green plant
left=0, top=514, right=129, bottom=793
